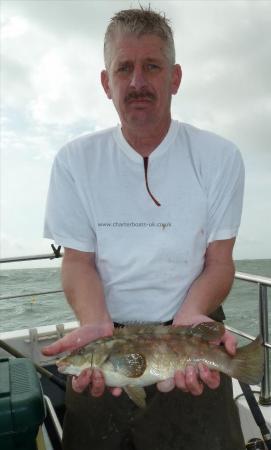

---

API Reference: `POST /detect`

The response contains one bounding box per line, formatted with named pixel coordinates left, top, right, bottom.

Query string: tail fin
left=231, top=336, right=264, bottom=385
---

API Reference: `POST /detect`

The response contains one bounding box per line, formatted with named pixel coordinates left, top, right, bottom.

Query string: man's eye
left=146, top=64, right=160, bottom=71
left=117, top=65, right=130, bottom=73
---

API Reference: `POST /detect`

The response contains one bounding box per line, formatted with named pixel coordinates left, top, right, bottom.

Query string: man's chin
left=125, top=109, right=157, bottom=127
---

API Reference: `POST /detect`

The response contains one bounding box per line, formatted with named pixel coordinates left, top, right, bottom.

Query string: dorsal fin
left=114, top=321, right=225, bottom=341
left=183, top=322, right=225, bottom=341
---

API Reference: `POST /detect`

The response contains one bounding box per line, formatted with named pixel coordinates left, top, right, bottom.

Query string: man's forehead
left=110, top=33, right=167, bottom=60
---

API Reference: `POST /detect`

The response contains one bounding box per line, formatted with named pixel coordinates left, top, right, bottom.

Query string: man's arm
left=61, top=248, right=112, bottom=326
left=158, top=238, right=237, bottom=395
left=173, top=238, right=235, bottom=322
left=42, top=248, right=121, bottom=397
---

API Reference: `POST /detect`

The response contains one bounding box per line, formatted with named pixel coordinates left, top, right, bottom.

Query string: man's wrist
left=79, top=315, right=114, bottom=331
left=173, top=306, right=211, bottom=326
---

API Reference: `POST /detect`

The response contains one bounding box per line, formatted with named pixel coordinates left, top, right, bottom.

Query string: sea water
left=0, top=259, right=270, bottom=337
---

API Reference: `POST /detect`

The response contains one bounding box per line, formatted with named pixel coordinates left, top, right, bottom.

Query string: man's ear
left=171, top=64, right=182, bottom=95
left=101, top=70, right=112, bottom=99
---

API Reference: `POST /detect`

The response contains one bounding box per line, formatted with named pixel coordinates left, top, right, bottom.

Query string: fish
left=57, top=322, right=264, bottom=408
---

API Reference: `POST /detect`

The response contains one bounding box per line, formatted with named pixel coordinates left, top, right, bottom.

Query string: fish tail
left=230, top=336, right=264, bottom=385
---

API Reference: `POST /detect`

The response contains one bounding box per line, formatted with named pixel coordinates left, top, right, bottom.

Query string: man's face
left=101, top=33, right=181, bottom=130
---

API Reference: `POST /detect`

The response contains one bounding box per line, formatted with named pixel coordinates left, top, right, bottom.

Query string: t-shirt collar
left=114, top=120, right=178, bottom=163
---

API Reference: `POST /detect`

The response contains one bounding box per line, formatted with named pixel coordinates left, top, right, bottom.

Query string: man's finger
left=157, top=378, right=175, bottom=392
left=42, top=330, right=88, bottom=356
left=110, top=387, right=123, bottom=397
left=185, top=365, right=204, bottom=396
left=222, top=331, right=237, bottom=356
left=72, top=369, right=92, bottom=393
left=42, top=336, right=74, bottom=356
left=90, top=369, right=105, bottom=397
left=42, top=323, right=114, bottom=357
left=198, top=364, right=220, bottom=390
left=174, top=370, right=188, bottom=392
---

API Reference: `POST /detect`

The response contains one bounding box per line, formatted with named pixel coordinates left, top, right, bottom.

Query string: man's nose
left=130, top=67, right=147, bottom=90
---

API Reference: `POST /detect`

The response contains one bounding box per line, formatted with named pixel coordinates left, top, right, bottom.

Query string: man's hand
left=157, top=314, right=237, bottom=395
left=42, top=322, right=122, bottom=398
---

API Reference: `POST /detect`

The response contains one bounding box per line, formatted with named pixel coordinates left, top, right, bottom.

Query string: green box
left=0, top=357, right=46, bottom=450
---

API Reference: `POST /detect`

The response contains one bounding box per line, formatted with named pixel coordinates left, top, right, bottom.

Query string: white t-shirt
left=44, top=120, right=244, bottom=322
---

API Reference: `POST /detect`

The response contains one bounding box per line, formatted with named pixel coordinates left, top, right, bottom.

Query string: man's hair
left=104, top=6, right=175, bottom=69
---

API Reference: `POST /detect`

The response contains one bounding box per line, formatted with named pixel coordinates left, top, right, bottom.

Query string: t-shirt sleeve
left=207, top=145, right=245, bottom=243
left=43, top=147, right=96, bottom=252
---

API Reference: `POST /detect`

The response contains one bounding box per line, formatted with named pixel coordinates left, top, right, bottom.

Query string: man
left=43, top=7, right=245, bottom=450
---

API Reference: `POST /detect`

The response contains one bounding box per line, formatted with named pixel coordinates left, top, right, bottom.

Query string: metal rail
left=225, top=325, right=271, bottom=349
left=235, top=271, right=271, bottom=287
left=235, top=270, right=271, bottom=405
left=0, top=251, right=270, bottom=403
left=0, top=290, right=63, bottom=301
left=0, top=245, right=62, bottom=263
left=0, top=253, right=61, bottom=263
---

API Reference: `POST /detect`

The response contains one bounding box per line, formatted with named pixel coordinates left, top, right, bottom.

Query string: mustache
left=125, top=90, right=156, bottom=102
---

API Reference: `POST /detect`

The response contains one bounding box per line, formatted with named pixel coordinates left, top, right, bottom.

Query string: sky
left=1, top=0, right=271, bottom=269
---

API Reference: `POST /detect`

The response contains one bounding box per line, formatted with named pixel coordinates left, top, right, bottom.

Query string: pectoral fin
left=109, top=352, right=146, bottom=377
left=124, top=386, right=146, bottom=408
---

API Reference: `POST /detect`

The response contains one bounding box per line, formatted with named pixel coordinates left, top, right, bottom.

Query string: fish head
left=56, top=340, right=112, bottom=376
left=56, top=347, right=94, bottom=376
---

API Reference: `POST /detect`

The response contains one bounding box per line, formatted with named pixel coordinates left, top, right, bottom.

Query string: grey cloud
left=2, top=0, right=128, bottom=40
left=172, top=2, right=271, bottom=100
left=169, top=2, right=271, bottom=156
left=2, top=56, right=33, bottom=107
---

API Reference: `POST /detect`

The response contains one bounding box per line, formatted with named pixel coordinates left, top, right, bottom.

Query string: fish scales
left=57, top=322, right=264, bottom=408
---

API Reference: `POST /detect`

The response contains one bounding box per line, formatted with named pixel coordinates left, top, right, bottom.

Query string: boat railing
left=231, top=271, right=271, bottom=405
left=0, top=248, right=270, bottom=404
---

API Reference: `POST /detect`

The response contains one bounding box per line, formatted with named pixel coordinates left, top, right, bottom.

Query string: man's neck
left=121, top=118, right=172, bottom=157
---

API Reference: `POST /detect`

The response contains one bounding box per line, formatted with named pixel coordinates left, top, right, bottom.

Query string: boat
left=0, top=247, right=270, bottom=450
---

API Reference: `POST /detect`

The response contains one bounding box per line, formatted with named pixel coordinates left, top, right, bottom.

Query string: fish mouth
left=56, top=357, right=70, bottom=371
left=57, top=362, right=81, bottom=376
left=56, top=361, right=69, bottom=373
left=57, top=365, right=67, bottom=374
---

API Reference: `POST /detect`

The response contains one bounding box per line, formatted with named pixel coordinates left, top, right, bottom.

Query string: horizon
left=1, top=257, right=270, bottom=272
